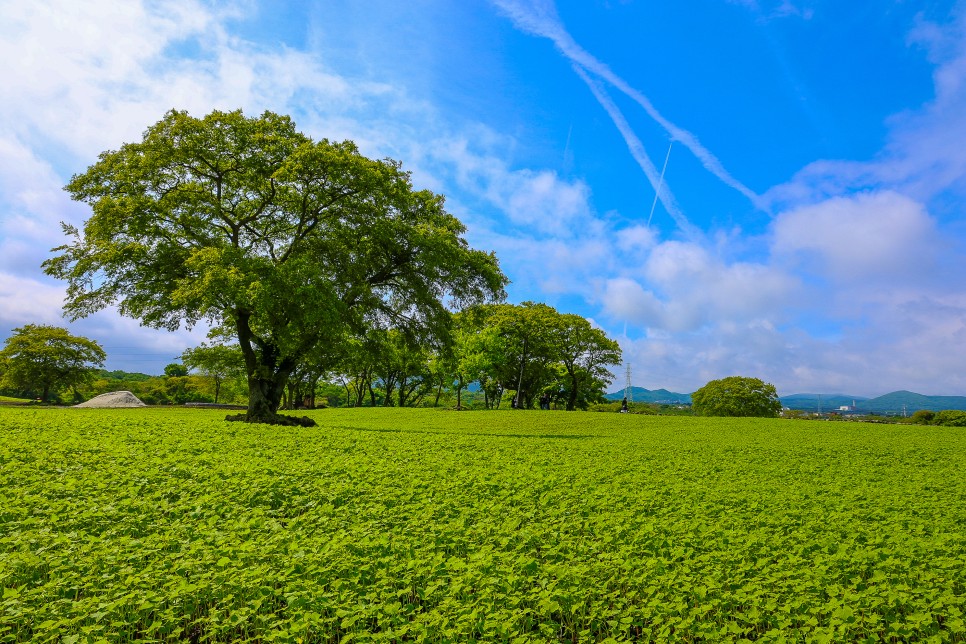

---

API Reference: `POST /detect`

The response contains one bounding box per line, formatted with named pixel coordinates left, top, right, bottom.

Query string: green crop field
left=1, top=407, right=964, bottom=643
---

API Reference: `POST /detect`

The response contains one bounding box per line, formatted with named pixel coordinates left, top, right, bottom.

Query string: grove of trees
left=327, top=301, right=622, bottom=411
left=44, top=109, right=507, bottom=424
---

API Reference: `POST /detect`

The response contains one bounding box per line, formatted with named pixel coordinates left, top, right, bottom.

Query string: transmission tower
left=624, top=363, right=633, bottom=402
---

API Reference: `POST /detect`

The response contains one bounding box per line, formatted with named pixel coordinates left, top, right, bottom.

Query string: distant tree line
left=324, top=301, right=622, bottom=411
left=910, top=409, right=966, bottom=427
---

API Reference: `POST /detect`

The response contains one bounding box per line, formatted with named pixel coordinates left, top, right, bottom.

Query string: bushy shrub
left=933, top=410, right=966, bottom=427
left=911, top=409, right=935, bottom=424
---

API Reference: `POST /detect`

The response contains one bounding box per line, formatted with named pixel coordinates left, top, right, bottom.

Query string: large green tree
left=691, top=376, right=782, bottom=418
left=0, top=324, right=106, bottom=402
left=555, top=314, right=622, bottom=410
left=44, top=109, right=506, bottom=424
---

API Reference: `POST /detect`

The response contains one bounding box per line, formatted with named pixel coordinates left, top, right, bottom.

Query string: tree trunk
left=398, top=374, right=409, bottom=407
left=233, top=310, right=314, bottom=425
left=514, top=338, right=527, bottom=409
left=567, top=370, right=579, bottom=411
left=245, top=372, right=288, bottom=422
left=383, top=379, right=395, bottom=406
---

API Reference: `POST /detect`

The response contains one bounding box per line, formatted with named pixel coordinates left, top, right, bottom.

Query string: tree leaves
left=45, top=109, right=507, bottom=421
left=692, top=376, right=783, bottom=418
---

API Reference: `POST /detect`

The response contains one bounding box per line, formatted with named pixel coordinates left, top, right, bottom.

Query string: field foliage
left=1, top=407, right=964, bottom=642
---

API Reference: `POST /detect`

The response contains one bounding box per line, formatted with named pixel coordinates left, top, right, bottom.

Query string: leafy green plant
left=934, top=409, right=966, bottom=427
left=1, top=407, right=964, bottom=642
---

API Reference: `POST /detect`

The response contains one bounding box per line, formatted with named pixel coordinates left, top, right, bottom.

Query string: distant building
left=838, top=400, right=858, bottom=412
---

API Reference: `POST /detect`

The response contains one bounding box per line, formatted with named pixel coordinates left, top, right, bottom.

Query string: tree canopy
left=691, top=376, right=782, bottom=418
left=181, top=343, right=244, bottom=404
left=451, top=302, right=622, bottom=410
left=45, top=109, right=507, bottom=423
left=0, top=324, right=106, bottom=402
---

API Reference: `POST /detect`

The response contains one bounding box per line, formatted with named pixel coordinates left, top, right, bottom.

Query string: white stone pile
left=74, top=391, right=147, bottom=408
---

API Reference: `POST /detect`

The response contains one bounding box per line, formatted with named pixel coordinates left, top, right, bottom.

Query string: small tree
left=910, top=409, right=935, bottom=425
left=181, top=343, right=244, bottom=404
left=691, top=376, right=782, bottom=418
left=0, top=324, right=106, bottom=402
left=163, top=362, right=189, bottom=377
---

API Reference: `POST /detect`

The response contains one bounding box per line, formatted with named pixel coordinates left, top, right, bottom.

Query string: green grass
left=0, top=396, right=31, bottom=404
left=1, top=407, right=964, bottom=642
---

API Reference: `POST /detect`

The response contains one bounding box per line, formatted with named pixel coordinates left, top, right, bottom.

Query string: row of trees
left=178, top=301, right=623, bottom=411
left=0, top=305, right=623, bottom=411
left=910, top=409, right=966, bottom=427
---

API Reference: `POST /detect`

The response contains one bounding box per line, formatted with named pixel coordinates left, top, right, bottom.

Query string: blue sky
left=1, top=0, right=965, bottom=396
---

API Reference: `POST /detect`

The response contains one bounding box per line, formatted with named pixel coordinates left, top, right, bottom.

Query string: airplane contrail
left=573, top=65, right=700, bottom=238
left=491, top=0, right=765, bottom=212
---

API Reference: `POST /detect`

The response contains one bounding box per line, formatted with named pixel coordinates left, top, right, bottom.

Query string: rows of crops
left=1, top=407, right=964, bottom=642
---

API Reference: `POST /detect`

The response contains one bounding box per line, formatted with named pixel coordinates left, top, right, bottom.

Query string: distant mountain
left=781, top=390, right=966, bottom=414
left=605, top=386, right=691, bottom=404
left=607, top=387, right=966, bottom=414
left=780, top=394, right=869, bottom=412
left=861, top=391, right=966, bottom=414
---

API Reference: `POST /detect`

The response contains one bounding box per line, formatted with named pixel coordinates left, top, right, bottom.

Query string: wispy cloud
left=765, top=5, right=966, bottom=210
left=572, top=66, right=698, bottom=238
left=490, top=0, right=764, bottom=212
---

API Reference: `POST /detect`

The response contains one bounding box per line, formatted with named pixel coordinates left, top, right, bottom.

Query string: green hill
left=605, top=386, right=691, bottom=404
left=859, top=391, right=966, bottom=414
left=780, top=390, right=966, bottom=414
left=780, top=394, right=868, bottom=412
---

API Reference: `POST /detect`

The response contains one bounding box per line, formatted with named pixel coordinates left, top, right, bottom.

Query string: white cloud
left=601, top=241, right=798, bottom=333
left=0, top=273, right=69, bottom=327
left=766, top=5, right=966, bottom=209
left=429, top=133, right=596, bottom=237
left=772, top=191, right=941, bottom=284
